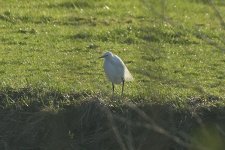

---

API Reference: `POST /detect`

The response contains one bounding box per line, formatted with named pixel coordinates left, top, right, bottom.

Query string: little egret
left=99, top=51, right=133, bottom=95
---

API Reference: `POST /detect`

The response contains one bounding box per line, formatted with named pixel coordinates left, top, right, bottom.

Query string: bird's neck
left=105, top=56, right=113, bottom=62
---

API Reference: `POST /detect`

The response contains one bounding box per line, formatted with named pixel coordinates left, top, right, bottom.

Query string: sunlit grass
left=0, top=0, right=225, bottom=101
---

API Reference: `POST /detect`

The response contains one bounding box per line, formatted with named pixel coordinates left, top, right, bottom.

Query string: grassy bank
left=0, top=88, right=225, bottom=150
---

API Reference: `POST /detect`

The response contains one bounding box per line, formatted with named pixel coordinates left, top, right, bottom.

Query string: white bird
left=99, top=51, right=133, bottom=94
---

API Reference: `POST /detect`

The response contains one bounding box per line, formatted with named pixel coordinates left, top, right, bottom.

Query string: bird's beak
left=99, top=55, right=104, bottom=59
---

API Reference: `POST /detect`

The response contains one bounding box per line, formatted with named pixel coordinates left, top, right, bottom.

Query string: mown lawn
left=0, top=0, right=225, bottom=150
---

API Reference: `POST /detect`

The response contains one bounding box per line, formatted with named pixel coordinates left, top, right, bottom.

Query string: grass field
left=0, top=0, right=225, bottom=149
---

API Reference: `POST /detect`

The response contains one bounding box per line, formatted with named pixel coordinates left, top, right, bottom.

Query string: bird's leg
left=122, top=79, right=124, bottom=95
left=112, top=83, right=115, bottom=95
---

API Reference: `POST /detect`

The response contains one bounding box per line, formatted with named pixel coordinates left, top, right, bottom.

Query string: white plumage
left=99, top=51, right=133, bottom=94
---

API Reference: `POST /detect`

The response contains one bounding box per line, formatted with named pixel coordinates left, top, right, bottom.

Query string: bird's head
left=99, top=51, right=113, bottom=59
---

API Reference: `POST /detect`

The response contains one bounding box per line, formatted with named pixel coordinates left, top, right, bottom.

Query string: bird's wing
left=113, top=55, right=134, bottom=81
left=112, top=55, right=125, bottom=69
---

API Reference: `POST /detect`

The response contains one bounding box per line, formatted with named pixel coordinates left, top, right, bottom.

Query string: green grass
left=0, top=0, right=225, bottom=100
left=1, top=0, right=225, bottom=149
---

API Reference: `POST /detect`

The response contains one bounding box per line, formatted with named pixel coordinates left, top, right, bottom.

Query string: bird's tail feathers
left=124, top=68, right=134, bottom=81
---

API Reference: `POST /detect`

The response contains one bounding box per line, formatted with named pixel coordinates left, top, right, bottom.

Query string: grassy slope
left=1, top=0, right=225, bottom=149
